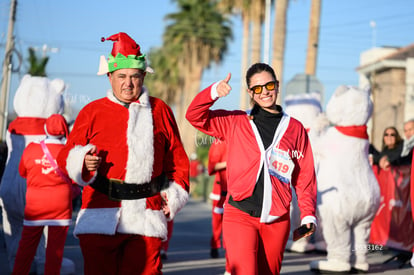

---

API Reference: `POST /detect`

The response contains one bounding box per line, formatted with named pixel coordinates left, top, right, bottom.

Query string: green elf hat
left=97, top=32, right=154, bottom=75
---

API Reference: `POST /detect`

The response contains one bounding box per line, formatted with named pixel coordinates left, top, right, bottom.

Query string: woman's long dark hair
left=245, top=63, right=279, bottom=108
left=245, top=63, right=277, bottom=88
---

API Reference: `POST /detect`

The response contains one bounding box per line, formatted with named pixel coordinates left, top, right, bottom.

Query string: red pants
left=12, top=225, right=69, bottom=275
left=79, top=233, right=163, bottom=275
left=211, top=199, right=224, bottom=249
left=223, top=204, right=290, bottom=275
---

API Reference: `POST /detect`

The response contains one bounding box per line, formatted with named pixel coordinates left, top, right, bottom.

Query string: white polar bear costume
left=309, top=85, right=380, bottom=273
left=284, top=92, right=327, bottom=253
left=0, top=74, right=74, bottom=274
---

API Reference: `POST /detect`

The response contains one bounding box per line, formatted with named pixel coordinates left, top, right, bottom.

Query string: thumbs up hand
left=216, top=73, right=232, bottom=98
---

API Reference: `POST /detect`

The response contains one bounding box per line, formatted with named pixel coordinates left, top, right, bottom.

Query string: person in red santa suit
left=411, top=151, right=414, bottom=268
left=12, top=114, right=76, bottom=275
left=57, top=32, right=189, bottom=275
left=208, top=139, right=227, bottom=258
left=186, top=63, right=317, bottom=275
left=207, top=138, right=231, bottom=274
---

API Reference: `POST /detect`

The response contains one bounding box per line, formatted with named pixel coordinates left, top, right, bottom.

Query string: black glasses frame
left=249, top=81, right=278, bottom=94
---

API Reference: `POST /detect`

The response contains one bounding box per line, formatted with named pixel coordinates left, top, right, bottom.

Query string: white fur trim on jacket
left=66, top=144, right=96, bottom=186
left=107, top=88, right=154, bottom=184
left=162, top=181, right=189, bottom=220
left=117, top=199, right=168, bottom=240
left=74, top=208, right=120, bottom=236
left=125, top=92, right=154, bottom=184
left=73, top=181, right=189, bottom=239
left=24, top=219, right=72, bottom=226
left=209, top=192, right=221, bottom=201
left=213, top=206, right=224, bottom=214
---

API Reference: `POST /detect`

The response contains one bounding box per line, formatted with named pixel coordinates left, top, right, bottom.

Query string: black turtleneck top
left=228, top=104, right=283, bottom=217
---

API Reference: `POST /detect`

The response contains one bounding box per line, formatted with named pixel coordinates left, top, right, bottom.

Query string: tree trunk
left=250, top=0, right=263, bottom=64
left=240, top=13, right=250, bottom=111
left=180, top=70, right=203, bottom=156
left=175, top=48, right=204, bottom=156
left=272, top=0, right=288, bottom=105
left=305, top=0, right=321, bottom=76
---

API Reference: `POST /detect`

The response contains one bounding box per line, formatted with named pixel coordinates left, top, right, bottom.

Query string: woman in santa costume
left=186, top=63, right=317, bottom=275
left=12, top=114, right=74, bottom=275
left=57, top=32, right=189, bottom=275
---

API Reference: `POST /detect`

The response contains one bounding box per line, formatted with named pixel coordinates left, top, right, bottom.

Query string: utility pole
left=370, top=21, right=376, bottom=48
left=263, top=0, right=271, bottom=64
left=0, top=0, right=17, bottom=141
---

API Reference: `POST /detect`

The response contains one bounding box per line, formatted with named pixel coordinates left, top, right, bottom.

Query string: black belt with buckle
left=90, top=173, right=166, bottom=201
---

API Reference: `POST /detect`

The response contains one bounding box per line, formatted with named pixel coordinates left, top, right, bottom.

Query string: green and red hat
left=97, top=32, right=153, bottom=75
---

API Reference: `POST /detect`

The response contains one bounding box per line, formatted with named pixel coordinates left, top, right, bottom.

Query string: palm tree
left=218, top=0, right=289, bottom=108
left=239, top=6, right=251, bottom=111
left=217, top=0, right=264, bottom=111
left=27, top=47, right=49, bottom=76
left=272, top=0, right=288, bottom=105
left=250, top=0, right=265, bottom=65
left=305, top=0, right=321, bottom=76
left=163, top=0, right=233, bottom=155
left=146, top=45, right=182, bottom=107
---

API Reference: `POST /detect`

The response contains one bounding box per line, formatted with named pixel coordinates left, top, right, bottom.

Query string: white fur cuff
left=162, top=181, right=189, bottom=220
left=66, top=144, right=96, bottom=186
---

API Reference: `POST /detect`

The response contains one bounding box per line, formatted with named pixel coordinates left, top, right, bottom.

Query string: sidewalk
left=1, top=198, right=413, bottom=274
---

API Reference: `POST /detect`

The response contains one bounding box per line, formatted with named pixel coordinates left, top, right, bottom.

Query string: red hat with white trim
left=45, top=114, right=69, bottom=139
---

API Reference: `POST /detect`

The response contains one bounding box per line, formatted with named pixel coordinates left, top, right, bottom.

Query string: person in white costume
left=309, top=85, right=380, bottom=273
left=284, top=92, right=327, bottom=253
left=0, top=75, right=75, bottom=274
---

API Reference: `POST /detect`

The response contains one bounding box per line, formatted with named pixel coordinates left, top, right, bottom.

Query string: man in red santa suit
left=57, top=32, right=189, bottom=275
left=13, top=114, right=76, bottom=275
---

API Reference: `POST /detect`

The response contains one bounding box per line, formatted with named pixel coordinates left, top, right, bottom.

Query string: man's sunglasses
left=249, top=81, right=278, bottom=94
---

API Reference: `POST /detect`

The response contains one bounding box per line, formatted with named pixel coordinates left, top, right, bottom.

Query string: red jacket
left=19, top=139, right=72, bottom=226
left=186, top=84, right=317, bottom=223
left=57, top=90, right=189, bottom=239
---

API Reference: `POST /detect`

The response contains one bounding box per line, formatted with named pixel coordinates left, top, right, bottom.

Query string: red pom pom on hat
left=45, top=114, right=69, bottom=139
left=103, top=32, right=142, bottom=57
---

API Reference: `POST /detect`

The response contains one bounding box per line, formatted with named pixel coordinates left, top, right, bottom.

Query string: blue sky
left=0, top=0, right=413, bottom=114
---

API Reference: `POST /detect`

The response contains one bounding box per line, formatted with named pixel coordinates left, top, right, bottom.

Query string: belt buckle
left=108, top=178, right=124, bottom=202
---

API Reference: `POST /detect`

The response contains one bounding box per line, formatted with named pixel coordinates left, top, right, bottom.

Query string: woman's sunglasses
left=384, top=133, right=396, bottom=137
left=249, top=81, right=278, bottom=94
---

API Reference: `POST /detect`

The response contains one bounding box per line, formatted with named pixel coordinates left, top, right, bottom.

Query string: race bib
left=269, top=147, right=294, bottom=183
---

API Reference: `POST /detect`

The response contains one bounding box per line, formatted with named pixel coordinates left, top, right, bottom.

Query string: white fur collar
left=106, top=86, right=150, bottom=107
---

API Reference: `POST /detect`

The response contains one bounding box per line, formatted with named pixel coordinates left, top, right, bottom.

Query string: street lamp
left=370, top=20, right=376, bottom=48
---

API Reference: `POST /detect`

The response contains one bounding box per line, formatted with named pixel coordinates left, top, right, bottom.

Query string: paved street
left=1, top=198, right=413, bottom=274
